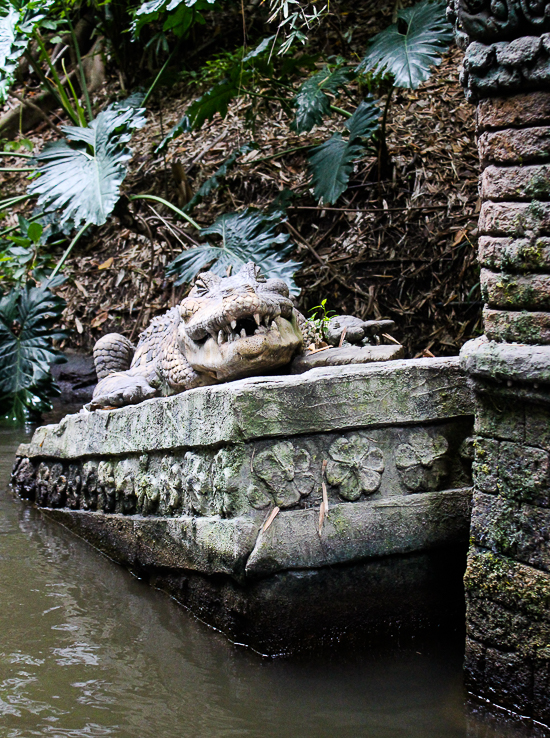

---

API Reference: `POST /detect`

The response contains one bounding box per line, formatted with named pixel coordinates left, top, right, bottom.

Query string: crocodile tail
left=93, top=333, right=135, bottom=381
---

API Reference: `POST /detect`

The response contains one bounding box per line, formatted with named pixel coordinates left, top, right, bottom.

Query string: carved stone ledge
left=460, top=335, right=550, bottom=384
left=11, top=360, right=474, bottom=586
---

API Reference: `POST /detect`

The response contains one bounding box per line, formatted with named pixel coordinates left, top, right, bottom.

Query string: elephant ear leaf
left=308, top=98, right=380, bottom=204
left=28, top=96, right=146, bottom=229
left=166, top=208, right=302, bottom=295
left=0, top=280, right=66, bottom=423
left=356, top=0, right=453, bottom=89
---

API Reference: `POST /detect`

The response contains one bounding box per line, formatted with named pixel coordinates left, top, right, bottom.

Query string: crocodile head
left=178, top=263, right=303, bottom=381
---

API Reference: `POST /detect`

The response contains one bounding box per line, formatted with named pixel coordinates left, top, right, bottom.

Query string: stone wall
left=12, top=358, right=474, bottom=652
left=450, top=0, right=550, bottom=726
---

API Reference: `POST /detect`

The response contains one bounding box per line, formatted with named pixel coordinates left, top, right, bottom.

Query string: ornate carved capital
left=448, top=0, right=550, bottom=45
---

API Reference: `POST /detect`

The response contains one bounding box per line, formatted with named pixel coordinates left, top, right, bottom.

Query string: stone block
left=477, top=92, right=550, bottom=132
left=534, top=657, right=550, bottom=726
left=479, top=201, right=550, bottom=238
left=484, top=648, right=533, bottom=715
left=474, top=399, right=524, bottom=442
left=526, top=407, right=550, bottom=450
left=479, top=128, right=550, bottom=167
left=45, top=509, right=262, bottom=579
left=479, top=236, right=550, bottom=272
left=481, top=269, right=550, bottom=311
left=484, top=308, right=550, bottom=345
left=471, top=491, right=550, bottom=566
left=499, top=442, right=550, bottom=506
left=465, top=548, right=550, bottom=626
left=464, top=637, right=487, bottom=693
left=467, top=593, right=537, bottom=654
left=245, top=489, right=472, bottom=577
left=481, top=165, right=550, bottom=201
left=473, top=438, right=500, bottom=492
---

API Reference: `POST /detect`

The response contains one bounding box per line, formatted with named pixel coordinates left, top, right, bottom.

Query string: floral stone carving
left=395, top=429, right=449, bottom=492
left=326, top=435, right=385, bottom=501
left=252, top=441, right=315, bottom=509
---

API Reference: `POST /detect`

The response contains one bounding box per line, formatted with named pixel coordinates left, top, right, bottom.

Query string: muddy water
left=0, top=423, right=529, bottom=738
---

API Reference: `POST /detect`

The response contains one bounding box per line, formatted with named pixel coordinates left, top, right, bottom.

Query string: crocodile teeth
left=218, top=330, right=224, bottom=346
left=253, top=313, right=261, bottom=326
left=270, top=321, right=278, bottom=331
left=263, top=315, right=270, bottom=327
left=240, top=328, right=247, bottom=338
left=255, top=325, right=267, bottom=334
left=230, top=320, right=237, bottom=330
left=227, top=332, right=234, bottom=343
left=209, top=330, right=217, bottom=342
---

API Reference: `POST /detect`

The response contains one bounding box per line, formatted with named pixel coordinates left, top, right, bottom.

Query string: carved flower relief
left=394, top=429, right=449, bottom=492
left=326, top=435, right=385, bottom=501
left=250, top=441, right=315, bottom=509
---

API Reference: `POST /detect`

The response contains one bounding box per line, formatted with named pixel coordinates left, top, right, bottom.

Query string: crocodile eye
left=265, top=278, right=289, bottom=297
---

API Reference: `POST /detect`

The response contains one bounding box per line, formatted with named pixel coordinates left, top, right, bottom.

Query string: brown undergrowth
left=0, top=17, right=480, bottom=359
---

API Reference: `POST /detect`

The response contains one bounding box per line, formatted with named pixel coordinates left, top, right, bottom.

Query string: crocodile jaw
left=180, top=314, right=303, bottom=381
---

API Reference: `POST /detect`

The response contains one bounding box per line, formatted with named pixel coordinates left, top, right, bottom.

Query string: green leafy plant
left=356, top=0, right=453, bottom=89
left=166, top=207, right=301, bottom=294
left=306, top=297, right=334, bottom=340
left=158, top=36, right=318, bottom=142
left=0, top=0, right=95, bottom=127
left=0, top=278, right=66, bottom=423
left=308, top=98, right=380, bottom=204
left=267, top=0, right=327, bottom=55
left=356, top=0, right=452, bottom=175
left=291, top=65, right=351, bottom=134
left=0, top=217, right=58, bottom=285
left=0, top=0, right=52, bottom=104
left=28, top=94, right=147, bottom=229
left=132, top=0, right=217, bottom=41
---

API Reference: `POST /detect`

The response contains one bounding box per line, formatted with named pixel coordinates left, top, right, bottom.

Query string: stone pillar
left=448, top=0, right=550, bottom=725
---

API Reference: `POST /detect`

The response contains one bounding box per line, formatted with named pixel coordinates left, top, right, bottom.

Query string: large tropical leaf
left=308, top=99, right=380, bottom=204
left=185, top=75, right=246, bottom=130
left=356, top=0, right=452, bottom=89
left=28, top=95, right=146, bottom=229
left=166, top=208, right=302, bottom=295
left=132, top=0, right=216, bottom=39
left=291, top=66, right=351, bottom=134
left=0, top=0, right=52, bottom=103
left=0, top=279, right=66, bottom=423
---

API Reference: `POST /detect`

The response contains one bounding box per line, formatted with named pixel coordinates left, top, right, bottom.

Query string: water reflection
left=0, top=425, right=533, bottom=738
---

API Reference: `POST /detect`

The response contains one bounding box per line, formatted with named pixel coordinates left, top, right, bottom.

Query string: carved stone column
left=449, top=0, right=550, bottom=725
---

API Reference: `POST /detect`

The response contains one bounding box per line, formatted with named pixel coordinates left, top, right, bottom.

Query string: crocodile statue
left=90, top=262, right=400, bottom=409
